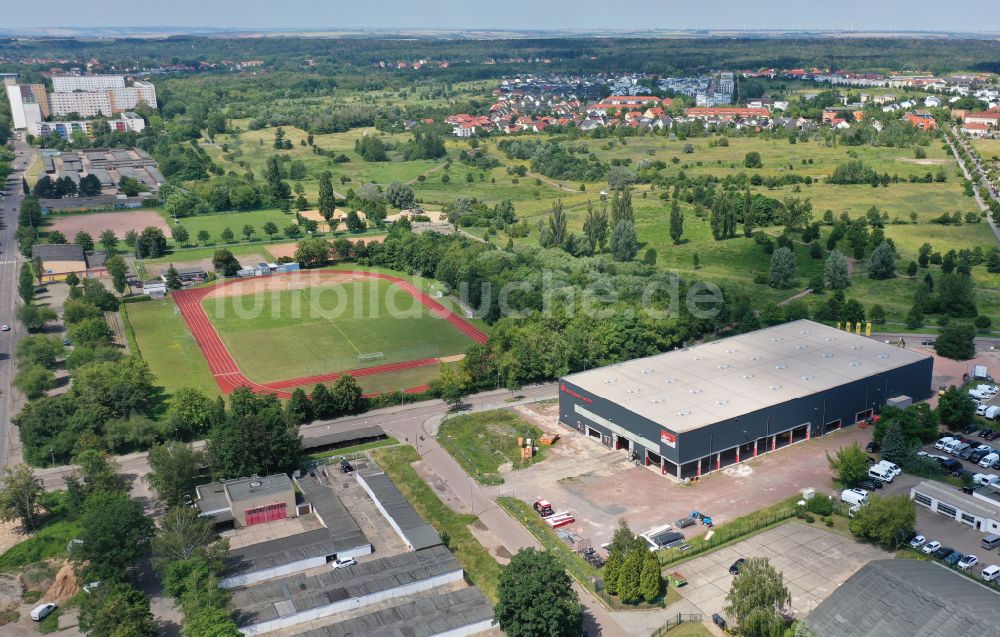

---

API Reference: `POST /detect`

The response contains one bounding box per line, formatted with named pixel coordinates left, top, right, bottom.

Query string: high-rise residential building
left=51, top=74, right=126, bottom=92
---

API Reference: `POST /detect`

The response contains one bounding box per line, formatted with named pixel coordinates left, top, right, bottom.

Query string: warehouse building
left=911, top=480, right=1000, bottom=534
left=559, top=320, right=932, bottom=479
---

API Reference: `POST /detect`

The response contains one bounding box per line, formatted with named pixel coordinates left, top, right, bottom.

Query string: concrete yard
left=494, top=402, right=872, bottom=549
left=676, top=523, right=890, bottom=622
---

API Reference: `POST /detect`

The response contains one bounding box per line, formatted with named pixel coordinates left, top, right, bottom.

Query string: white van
left=936, top=436, right=956, bottom=450
left=974, top=473, right=1000, bottom=487
left=986, top=406, right=1000, bottom=421
left=970, top=389, right=988, bottom=401
left=841, top=488, right=869, bottom=506
left=981, top=564, right=1000, bottom=582
left=981, top=453, right=1000, bottom=468
left=876, top=460, right=902, bottom=477
left=977, top=384, right=999, bottom=395
left=978, top=404, right=990, bottom=417
left=868, top=465, right=894, bottom=482
left=943, top=439, right=962, bottom=454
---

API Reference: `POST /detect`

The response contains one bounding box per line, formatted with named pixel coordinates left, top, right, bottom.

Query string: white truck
left=841, top=488, right=869, bottom=506
left=974, top=365, right=991, bottom=381
left=986, top=406, right=1000, bottom=421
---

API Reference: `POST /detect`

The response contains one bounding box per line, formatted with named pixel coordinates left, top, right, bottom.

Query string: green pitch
left=201, top=279, right=473, bottom=384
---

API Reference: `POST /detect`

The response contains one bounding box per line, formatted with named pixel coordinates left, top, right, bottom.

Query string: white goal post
left=358, top=352, right=385, bottom=362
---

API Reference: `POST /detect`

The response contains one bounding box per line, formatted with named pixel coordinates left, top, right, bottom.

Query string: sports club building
left=558, top=320, right=932, bottom=479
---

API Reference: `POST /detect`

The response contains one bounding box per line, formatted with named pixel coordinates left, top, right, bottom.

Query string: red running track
left=172, top=270, right=487, bottom=398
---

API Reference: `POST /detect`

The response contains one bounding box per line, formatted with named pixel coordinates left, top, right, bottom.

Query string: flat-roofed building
left=559, top=320, right=933, bottom=479
left=195, top=474, right=296, bottom=528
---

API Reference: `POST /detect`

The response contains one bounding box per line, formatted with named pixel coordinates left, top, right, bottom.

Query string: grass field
left=124, top=298, right=220, bottom=397
left=372, top=446, right=501, bottom=601
left=438, top=410, right=547, bottom=485
left=202, top=278, right=475, bottom=383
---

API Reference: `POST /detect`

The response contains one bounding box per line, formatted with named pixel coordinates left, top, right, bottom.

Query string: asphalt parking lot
left=676, top=522, right=890, bottom=623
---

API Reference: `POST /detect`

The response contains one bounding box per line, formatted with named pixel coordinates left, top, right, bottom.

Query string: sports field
left=174, top=269, right=486, bottom=394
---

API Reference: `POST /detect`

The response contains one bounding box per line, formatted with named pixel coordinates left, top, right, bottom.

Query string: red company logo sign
left=660, top=429, right=677, bottom=448
left=560, top=384, right=592, bottom=404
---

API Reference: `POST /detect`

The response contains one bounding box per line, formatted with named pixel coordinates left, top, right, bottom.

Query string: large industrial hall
left=559, top=320, right=933, bottom=480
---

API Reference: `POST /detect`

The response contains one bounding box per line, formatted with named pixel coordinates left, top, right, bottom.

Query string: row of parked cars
left=909, top=533, right=1000, bottom=582
left=935, top=435, right=1000, bottom=470
left=841, top=461, right=903, bottom=507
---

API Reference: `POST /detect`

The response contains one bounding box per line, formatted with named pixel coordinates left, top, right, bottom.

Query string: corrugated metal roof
left=295, top=473, right=370, bottom=551
left=296, top=587, right=493, bottom=637
left=301, top=424, right=386, bottom=450
left=563, top=320, right=930, bottom=433
left=233, top=545, right=461, bottom=625
left=808, top=559, right=1000, bottom=637
left=358, top=471, right=441, bottom=550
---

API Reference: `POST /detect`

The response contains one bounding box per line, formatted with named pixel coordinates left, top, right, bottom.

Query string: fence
left=649, top=613, right=704, bottom=637
left=657, top=508, right=795, bottom=568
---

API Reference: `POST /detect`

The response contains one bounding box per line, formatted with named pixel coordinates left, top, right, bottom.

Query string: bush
left=806, top=496, right=834, bottom=516
left=804, top=514, right=815, bottom=523
left=825, top=517, right=834, bottom=527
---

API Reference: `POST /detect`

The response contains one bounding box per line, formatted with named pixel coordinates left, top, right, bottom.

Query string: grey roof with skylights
left=562, top=320, right=930, bottom=433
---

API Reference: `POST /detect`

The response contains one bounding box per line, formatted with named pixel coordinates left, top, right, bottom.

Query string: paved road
left=948, top=128, right=1000, bottom=243
left=0, top=138, right=33, bottom=469
left=873, top=331, right=1000, bottom=352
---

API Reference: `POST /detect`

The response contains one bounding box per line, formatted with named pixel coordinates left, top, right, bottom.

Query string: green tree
left=207, top=388, right=301, bottom=479
left=166, top=388, right=220, bottom=439
left=16, top=304, right=57, bottom=332
left=867, top=242, right=897, bottom=279
left=182, top=606, right=242, bottom=637
left=827, top=442, right=869, bottom=487
left=869, top=304, right=886, bottom=325
left=172, top=224, right=190, bottom=246
left=135, top=227, right=168, bottom=258
left=848, top=494, right=916, bottom=549
left=639, top=549, right=662, bottom=603
left=153, top=506, right=217, bottom=563
left=744, top=151, right=763, bottom=168
left=769, top=247, right=797, bottom=289
left=331, top=375, right=364, bottom=414
left=18, top=263, right=35, bottom=304
left=938, top=386, right=976, bottom=430
left=824, top=250, right=849, bottom=290
left=310, top=383, right=336, bottom=419
left=146, top=442, right=206, bottom=507
left=879, top=422, right=911, bottom=465
left=64, top=271, right=80, bottom=288
left=212, top=249, right=241, bottom=277
left=69, top=317, right=113, bottom=348
left=220, top=227, right=234, bottom=243
left=975, top=315, right=992, bottom=331
left=438, top=364, right=469, bottom=407
left=934, top=321, right=976, bottom=360
left=617, top=546, right=644, bottom=604
left=669, top=198, right=684, bottom=244
left=13, top=365, right=55, bottom=399
left=294, top=237, right=331, bottom=267
left=285, top=388, right=313, bottom=424
left=262, top=222, right=279, bottom=238
left=15, top=335, right=62, bottom=369
left=494, top=548, right=583, bottom=637
left=76, top=491, right=154, bottom=579
left=80, top=582, right=157, bottom=637
left=241, top=224, right=255, bottom=240
left=197, top=230, right=211, bottom=245
left=105, top=254, right=129, bottom=295
left=318, top=172, right=336, bottom=221
left=0, top=464, right=44, bottom=531
left=165, top=264, right=183, bottom=290
left=724, top=557, right=791, bottom=637
left=75, top=231, right=95, bottom=251
left=610, top=220, right=638, bottom=262
left=72, top=356, right=156, bottom=419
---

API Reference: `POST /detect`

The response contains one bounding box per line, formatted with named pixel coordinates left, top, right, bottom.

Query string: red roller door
left=244, top=502, right=287, bottom=526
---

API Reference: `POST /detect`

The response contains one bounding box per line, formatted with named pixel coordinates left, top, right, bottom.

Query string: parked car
left=712, top=614, right=728, bottom=630
left=939, top=458, right=962, bottom=473
left=921, top=339, right=935, bottom=346
left=963, top=423, right=980, bottom=435
left=31, top=603, right=57, bottom=622
left=909, top=535, right=926, bottom=549
left=857, top=478, right=883, bottom=491
left=339, top=458, right=353, bottom=474
left=958, top=555, right=979, bottom=570
left=729, top=558, right=746, bottom=575
left=922, top=541, right=942, bottom=555
left=986, top=431, right=1000, bottom=442
left=332, top=557, right=357, bottom=569
left=944, top=551, right=964, bottom=566
left=981, top=564, right=1000, bottom=582
left=866, top=441, right=879, bottom=453
left=960, top=446, right=977, bottom=460
left=978, top=405, right=990, bottom=417
left=936, top=437, right=956, bottom=450
left=0, top=325, right=9, bottom=332
left=932, top=546, right=956, bottom=560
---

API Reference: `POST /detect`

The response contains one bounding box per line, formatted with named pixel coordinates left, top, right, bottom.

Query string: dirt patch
left=898, top=157, right=952, bottom=166
left=0, top=574, right=20, bottom=609
left=47, top=210, right=170, bottom=239
left=297, top=210, right=336, bottom=233
left=0, top=521, right=26, bottom=557
left=201, top=270, right=374, bottom=300
left=42, top=563, right=78, bottom=605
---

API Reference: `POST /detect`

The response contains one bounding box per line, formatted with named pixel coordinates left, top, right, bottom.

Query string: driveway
left=675, top=522, right=890, bottom=623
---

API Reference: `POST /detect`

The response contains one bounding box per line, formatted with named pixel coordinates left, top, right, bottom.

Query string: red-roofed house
left=961, top=122, right=991, bottom=137
left=965, top=108, right=1000, bottom=128
left=684, top=107, right=770, bottom=121
left=903, top=111, right=936, bottom=131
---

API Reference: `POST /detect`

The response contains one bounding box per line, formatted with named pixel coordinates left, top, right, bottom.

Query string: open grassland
left=202, top=278, right=474, bottom=383
left=124, top=298, right=220, bottom=397
left=438, top=410, right=547, bottom=485
left=972, top=138, right=1000, bottom=161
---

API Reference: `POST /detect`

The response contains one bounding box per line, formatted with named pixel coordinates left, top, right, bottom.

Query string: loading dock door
left=616, top=436, right=631, bottom=452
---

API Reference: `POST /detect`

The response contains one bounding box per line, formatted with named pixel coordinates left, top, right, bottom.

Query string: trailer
left=544, top=512, right=575, bottom=529
left=974, top=365, right=992, bottom=381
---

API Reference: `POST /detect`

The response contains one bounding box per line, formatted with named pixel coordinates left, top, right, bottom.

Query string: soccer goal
left=358, top=352, right=385, bottom=363
left=286, top=281, right=309, bottom=289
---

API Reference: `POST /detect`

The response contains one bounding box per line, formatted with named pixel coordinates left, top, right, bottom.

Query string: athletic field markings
left=298, top=284, right=363, bottom=355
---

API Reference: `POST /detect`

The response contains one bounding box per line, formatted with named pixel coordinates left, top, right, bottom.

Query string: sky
left=3, top=0, right=999, bottom=33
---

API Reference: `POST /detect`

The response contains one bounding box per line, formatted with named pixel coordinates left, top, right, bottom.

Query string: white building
left=911, top=480, right=1000, bottom=534
left=49, top=91, right=113, bottom=117
left=51, top=74, right=126, bottom=92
